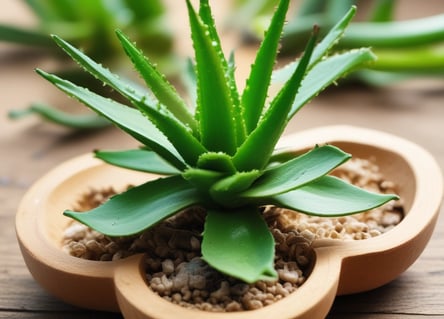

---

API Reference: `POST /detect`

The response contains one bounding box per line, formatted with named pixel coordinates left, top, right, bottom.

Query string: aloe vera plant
left=37, top=0, right=398, bottom=283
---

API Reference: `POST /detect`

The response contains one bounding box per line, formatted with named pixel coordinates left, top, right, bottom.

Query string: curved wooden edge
left=280, top=125, right=443, bottom=294
left=114, top=249, right=340, bottom=319
left=15, top=154, right=152, bottom=311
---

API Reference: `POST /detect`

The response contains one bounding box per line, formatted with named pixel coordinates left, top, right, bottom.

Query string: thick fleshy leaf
left=210, top=170, right=261, bottom=207
left=343, top=14, right=444, bottom=48
left=121, top=0, right=165, bottom=21
left=310, top=6, right=356, bottom=65
left=368, top=0, right=395, bottom=22
left=202, top=208, right=277, bottom=283
left=242, top=145, right=350, bottom=198
left=273, top=13, right=377, bottom=117
left=199, top=0, right=242, bottom=135
left=24, top=0, right=59, bottom=20
left=8, top=103, right=110, bottom=129
left=43, top=0, right=79, bottom=20
left=132, top=101, right=207, bottom=166
left=182, top=58, right=197, bottom=109
left=186, top=0, right=237, bottom=154
left=115, top=30, right=197, bottom=133
left=70, top=0, right=110, bottom=22
left=273, top=6, right=357, bottom=81
left=94, top=149, right=180, bottom=175
left=288, top=49, right=376, bottom=119
left=0, top=25, right=53, bottom=47
left=268, top=175, right=399, bottom=216
left=227, top=0, right=275, bottom=31
left=36, top=69, right=186, bottom=170
left=226, top=50, right=246, bottom=145
left=51, top=33, right=181, bottom=134
left=325, top=0, right=355, bottom=24
left=233, top=28, right=318, bottom=172
left=89, top=36, right=206, bottom=166
left=197, top=152, right=236, bottom=174
left=296, top=0, right=325, bottom=17
left=241, top=0, right=290, bottom=133
left=64, top=175, right=202, bottom=236
left=51, top=35, right=153, bottom=105
left=281, top=12, right=444, bottom=54
left=181, top=168, right=223, bottom=193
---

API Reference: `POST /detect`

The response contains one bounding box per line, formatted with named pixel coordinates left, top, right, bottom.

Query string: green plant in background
left=3, top=0, right=174, bottom=129
left=37, top=0, right=398, bottom=283
left=1, top=0, right=172, bottom=61
left=233, top=0, right=444, bottom=86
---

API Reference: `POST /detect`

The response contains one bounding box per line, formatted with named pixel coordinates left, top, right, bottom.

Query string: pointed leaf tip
left=270, top=175, right=399, bottom=217
left=202, top=208, right=277, bottom=283
left=187, top=0, right=237, bottom=154
left=241, top=0, right=291, bottom=134
left=64, top=175, right=202, bottom=236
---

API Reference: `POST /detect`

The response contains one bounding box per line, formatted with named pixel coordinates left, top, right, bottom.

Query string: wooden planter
left=16, top=125, right=442, bottom=319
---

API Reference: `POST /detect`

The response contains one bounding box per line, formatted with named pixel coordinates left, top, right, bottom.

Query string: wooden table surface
left=1, top=1, right=443, bottom=318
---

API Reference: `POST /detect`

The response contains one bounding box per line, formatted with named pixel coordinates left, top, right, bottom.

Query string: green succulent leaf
left=228, top=0, right=276, bottom=30
left=269, top=175, right=399, bottom=216
left=115, top=30, right=197, bottom=133
left=186, top=0, right=237, bottom=154
left=72, top=29, right=207, bottom=165
left=325, top=0, right=355, bottom=23
left=210, top=170, right=262, bottom=207
left=368, top=0, right=395, bottom=22
left=309, top=6, right=356, bottom=66
left=296, top=0, right=325, bottom=16
left=202, top=208, right=277, bottom=283
left=42, top=0, right=78, bottom=21
left=233, top=27, right=318, bottom=171
left=199, top=0, right=242, bottom=138
left=241, top=0, right=290, bottom=133
left=51, top=35, right=154, bottom=104
left=134, top=102, right=207, bottom=167
left=23, top=0, right=78, bottom=22
left=242, top=145, right=351, bottom=198
left=0, top=25, right=53, bottom=47
left=182, top=168, right=223, bottom=193
left=36, top=69, right=186, bottom=170
left=226, top=50, right=246, bottom=145
left=122, top=0, right=165, bottom=21
left=24, top=0, right=58, bottom=20
left=271, top=5, right=357, bottom=82
left=94, top=149, right=180, bottom=175
left=182, top=58, right=197, bottom=108
left=366, top=46, right=444, bottom=72
left=343, top=14, right=444, bottom=48
left=64, top=175, right=202, bottom=236
left=288, top=48, right=377, bottom=119
left=3, top=0, right=173, bottom=66
left=8, top=103, right=110, bottom=129
left=197, top=152, right=236, bottom=174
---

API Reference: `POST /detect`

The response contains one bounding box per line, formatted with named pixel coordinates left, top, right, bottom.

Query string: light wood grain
left=1, top=0, right=443, bottom=318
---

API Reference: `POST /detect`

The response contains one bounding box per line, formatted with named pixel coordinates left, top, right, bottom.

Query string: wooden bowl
left=16, top=126, right=442, bottom=319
